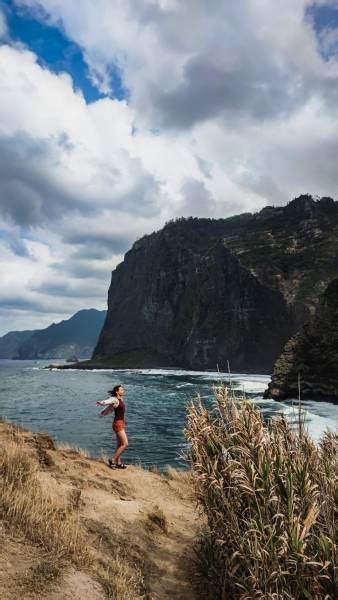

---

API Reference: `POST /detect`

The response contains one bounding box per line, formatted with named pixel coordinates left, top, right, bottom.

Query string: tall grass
left=185, top=386, right=336, bottom=599
left=0, top=437, right=91, bottom=564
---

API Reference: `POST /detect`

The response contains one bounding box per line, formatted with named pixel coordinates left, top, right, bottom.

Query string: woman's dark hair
left=108, top=385, right=122, bottom=397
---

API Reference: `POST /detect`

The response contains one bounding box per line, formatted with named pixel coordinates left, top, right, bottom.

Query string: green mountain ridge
left=0, top=309, right=106, bottom=360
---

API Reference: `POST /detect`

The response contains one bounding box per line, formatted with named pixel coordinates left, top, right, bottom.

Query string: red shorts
left=113, top=420, right=125, bottom=433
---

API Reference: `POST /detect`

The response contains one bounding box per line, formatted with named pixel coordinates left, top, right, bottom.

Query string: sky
left=0, top=0, right=338, bottom=335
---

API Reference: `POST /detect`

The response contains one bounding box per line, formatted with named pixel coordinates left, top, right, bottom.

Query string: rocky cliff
left=93, top=195, right=338, bottom=372
left=264, top=279, right=338, bottom=402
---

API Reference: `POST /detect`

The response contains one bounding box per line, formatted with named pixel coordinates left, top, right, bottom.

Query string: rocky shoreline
left=265, top=279, right=338, bottom=403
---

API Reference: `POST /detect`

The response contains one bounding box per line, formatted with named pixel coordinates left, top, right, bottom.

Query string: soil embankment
left=0, top=420, right=204, bottom=600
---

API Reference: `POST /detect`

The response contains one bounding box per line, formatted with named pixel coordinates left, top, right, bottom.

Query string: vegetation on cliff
left=186, top=387, right=336, bottom=599
left=266, top=279, right=338, bottom=402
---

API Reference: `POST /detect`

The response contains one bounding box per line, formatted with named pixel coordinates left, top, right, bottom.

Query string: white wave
left=234, top=381, right=269, bottom=394
left=132, top=368, right=214, bottom=377
left=176, top=383, right=194, bottom=388
left=259, top=402, right=337, bottom=442
left=49, top=368, right=118, bottom=372
left=47, top=365, right=271, bottom=384
left=111, top=367, right=263, bottom=378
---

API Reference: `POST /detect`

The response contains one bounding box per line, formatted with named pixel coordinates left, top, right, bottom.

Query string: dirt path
left=55, top=452, right=202, bottom=599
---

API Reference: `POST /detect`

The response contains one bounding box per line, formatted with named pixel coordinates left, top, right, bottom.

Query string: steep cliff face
left=264, top=279, right=338, bottom=401
left=94, top=195, right=338, bottom=371
left=95, top=240, right=293, bottom=371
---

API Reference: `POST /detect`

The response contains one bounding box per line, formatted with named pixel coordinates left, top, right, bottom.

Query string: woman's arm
left=96, top=397, right=119, bottom=407
left=96, top=397, right=119, bottom=416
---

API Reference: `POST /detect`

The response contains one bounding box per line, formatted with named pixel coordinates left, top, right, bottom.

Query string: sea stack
left=264, top=279, right=338, bottom=402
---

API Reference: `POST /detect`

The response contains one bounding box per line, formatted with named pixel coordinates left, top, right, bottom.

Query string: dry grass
left=0, top=437, right=144, bottom=600
left=165, top=465, right=193, bottom=484
left=17, top=556, right=64, bottom=595
left=0, top=429, right=148, bottom=598
left=57, top=441, right=91, bottom=458
left=145, top=505, right=168, bottom=534
left=185, top=386, right=337, bottom=600
left=99, top=451, right=110, bottom=464
left=83, top=518, right=147, bottom=599
left=97, top=559, right=145, bottom=600
left=147, top=464, right=161, bottom=475
left=0, top=437, right=91, bottom=566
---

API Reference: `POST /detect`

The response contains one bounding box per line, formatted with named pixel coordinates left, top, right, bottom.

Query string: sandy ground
left=0, top=421, right=205, bottom=599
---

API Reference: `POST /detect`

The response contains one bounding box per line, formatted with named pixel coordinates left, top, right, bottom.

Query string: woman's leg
left=113, top=429, right=128, bottom=464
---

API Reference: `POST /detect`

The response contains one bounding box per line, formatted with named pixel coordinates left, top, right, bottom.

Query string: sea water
left=0, top=360, right=337, bottom=469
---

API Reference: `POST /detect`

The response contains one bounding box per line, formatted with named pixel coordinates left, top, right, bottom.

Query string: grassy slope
left=0, top=420, right=202, bottom=600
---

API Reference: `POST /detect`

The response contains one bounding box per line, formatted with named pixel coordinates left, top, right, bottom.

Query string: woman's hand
left=96, top=401, right=103, bottom=406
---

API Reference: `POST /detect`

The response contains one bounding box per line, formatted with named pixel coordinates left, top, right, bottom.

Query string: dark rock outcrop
left=264, top=279, right=338, bottom=402
left=93, top=195, right=338, bottom=371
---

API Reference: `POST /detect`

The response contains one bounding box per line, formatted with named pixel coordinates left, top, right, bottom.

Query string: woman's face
left=117, top=386, right=124, bottom=397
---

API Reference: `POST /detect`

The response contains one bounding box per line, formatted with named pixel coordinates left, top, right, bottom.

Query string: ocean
left=0, top=360, right=337, bottom=469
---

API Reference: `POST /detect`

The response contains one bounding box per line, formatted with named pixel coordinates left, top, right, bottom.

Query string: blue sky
left=307, top=2, right=338, bottom=58
left=308, top=2, right=338, bottom=30
left=0, top=0, right=338, bottom=335
left=1, top=0, right=125, bottom=102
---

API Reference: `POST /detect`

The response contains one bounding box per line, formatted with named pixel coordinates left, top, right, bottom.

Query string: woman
left=96, top=384, right=128, bottom=469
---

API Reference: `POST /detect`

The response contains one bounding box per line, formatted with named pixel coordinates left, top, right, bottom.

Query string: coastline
left=47, top=359, right=338, bottom=403
left=47, top=357, right=273, bottom=374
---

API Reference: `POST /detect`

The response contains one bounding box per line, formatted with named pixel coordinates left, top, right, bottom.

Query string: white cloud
left=15, top=0, right=338, bottom=127
left=0, top=0, right=338, bottom=333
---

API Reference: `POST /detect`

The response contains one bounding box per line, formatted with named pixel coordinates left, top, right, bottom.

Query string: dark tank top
left=114, top=397, right=125, bottom=421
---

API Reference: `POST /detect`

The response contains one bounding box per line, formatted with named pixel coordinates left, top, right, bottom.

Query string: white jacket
left=100, top=397, right=119, bottom=407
